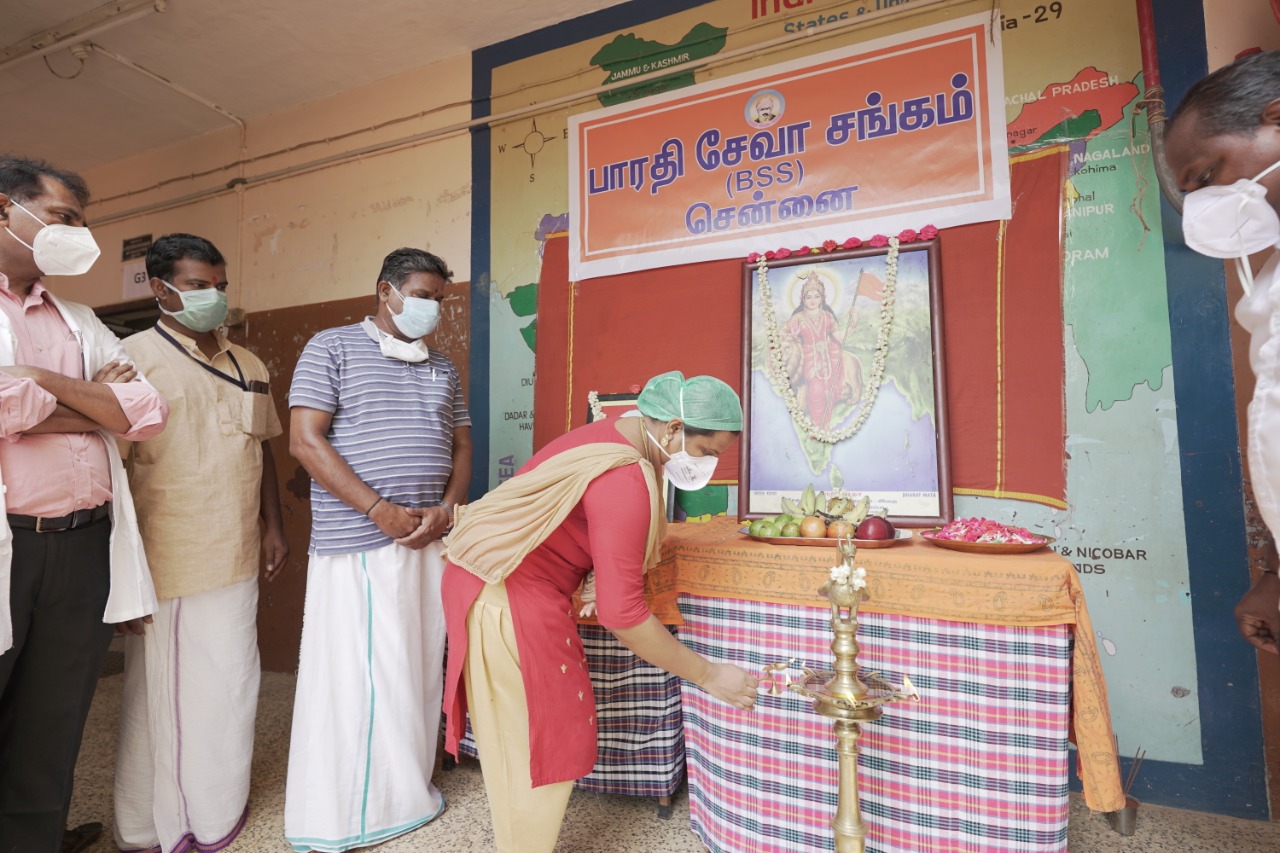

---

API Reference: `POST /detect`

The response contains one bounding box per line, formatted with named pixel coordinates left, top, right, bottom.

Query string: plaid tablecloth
left=679, top=594, right=1071, bottom=853
left=458, top=623, right=684, bottom=798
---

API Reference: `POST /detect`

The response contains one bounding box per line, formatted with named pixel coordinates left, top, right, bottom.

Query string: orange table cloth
left=639, top=517, right=1124, bottom=813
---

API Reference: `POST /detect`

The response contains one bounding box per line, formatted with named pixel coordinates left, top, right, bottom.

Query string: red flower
left=776, top=247, right=792, bottom=259
left=765, top=250, right=776, bottom=260
left=921, top=224, right=939, bottom=240
left=898, top=228, right=918, bottom=243
left=869, top=234, right=889, bottom=248
left=629, top=384, right=642, bottom=393
left=747, top=252, right=761, bottom=264
left=797, top=246, right=811, bottom=255
left=842, top=237, right=862, bottom=249
left=822, top=239, right=838, bottom=252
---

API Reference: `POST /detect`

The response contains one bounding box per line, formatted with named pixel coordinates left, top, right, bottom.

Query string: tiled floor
left=68, top=665, right=1280, bottom=852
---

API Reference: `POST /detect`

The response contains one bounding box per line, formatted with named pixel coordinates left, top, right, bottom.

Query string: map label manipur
left=1065, top=188, right=1114, bottom=218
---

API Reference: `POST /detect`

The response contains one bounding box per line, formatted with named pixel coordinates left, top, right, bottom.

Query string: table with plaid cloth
left=457, top=623, right=685, bottom=799
left=679, top=594, right=1073, bottom=853
left=456, top=519, right=1119, bottom=849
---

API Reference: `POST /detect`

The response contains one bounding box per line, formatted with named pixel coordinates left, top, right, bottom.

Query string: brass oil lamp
left=761, top=538, right=919, bottom=853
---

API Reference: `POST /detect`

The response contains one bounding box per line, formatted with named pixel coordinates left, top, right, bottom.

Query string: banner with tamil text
left=568, top=13, right=1009, bottom=280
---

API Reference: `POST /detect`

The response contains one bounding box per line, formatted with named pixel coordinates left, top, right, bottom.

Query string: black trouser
left=0, top=518, right=113, bottom=853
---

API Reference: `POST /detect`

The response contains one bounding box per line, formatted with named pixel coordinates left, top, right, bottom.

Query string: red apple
left=855, top=516, right=895, bottom=541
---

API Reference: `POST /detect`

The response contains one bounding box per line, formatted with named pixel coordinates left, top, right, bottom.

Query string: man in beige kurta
left=112, top=233, right=287, bottom=853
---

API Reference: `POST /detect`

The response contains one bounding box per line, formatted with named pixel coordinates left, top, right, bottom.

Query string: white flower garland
left=757, top=237, right=899, bottom=443
left=587, top=390, right=603, bottom=422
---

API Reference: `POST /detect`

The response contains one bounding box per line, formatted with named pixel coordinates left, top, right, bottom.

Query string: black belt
left=7, top=502, right=111, bottom=533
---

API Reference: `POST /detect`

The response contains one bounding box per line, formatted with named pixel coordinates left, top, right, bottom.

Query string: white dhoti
left=284, top=541, right=447, bottom=852
left=113, top=575, right=261, bottom=853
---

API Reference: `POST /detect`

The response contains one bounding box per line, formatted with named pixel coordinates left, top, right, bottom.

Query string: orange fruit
left=799, top=516, right=827, bottom=538
left=826, top=520, right=855, bottom=539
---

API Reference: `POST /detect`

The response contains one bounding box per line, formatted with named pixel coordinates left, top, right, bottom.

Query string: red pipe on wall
left=1136, top=0, right=1161, bottom=90
left=1134, top=0, right=1183, bottom=212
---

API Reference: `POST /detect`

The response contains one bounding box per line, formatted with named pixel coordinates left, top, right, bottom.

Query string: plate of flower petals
left=919, top=518, right=1053, bottom=554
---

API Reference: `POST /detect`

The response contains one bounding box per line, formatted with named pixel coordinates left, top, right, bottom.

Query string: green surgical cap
left=636, top=371, right=743, bottom=431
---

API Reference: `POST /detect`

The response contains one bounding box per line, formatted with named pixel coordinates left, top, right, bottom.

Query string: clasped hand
left=1237, top=572, right=1280, bottom=654
left=369, top=501, right=450, bottom=550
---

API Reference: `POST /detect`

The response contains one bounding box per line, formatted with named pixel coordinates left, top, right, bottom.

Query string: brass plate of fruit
left=918, top=530, right=1054, bottom=554
left=738, top=526, right=840, bottom=547
left=738, top=527, right=912, bottom=548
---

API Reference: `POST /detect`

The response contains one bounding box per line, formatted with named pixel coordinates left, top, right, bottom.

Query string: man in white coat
left=1166, top=51, right=1280, bottom=652
left=0, top=156, right=168, bottom=853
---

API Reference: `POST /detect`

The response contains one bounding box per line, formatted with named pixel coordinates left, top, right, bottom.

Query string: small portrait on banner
left=745, top=89, right=785, bottom=128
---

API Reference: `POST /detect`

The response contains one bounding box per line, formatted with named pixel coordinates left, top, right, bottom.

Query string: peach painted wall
left=55, top=56, right=472, bottom=314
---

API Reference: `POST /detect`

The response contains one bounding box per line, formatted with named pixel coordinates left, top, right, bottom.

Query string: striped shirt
left=289, top=321, right=470, bottom=556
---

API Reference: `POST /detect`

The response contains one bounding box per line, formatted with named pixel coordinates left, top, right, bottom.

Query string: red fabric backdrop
left=534, top=146, right=1067, bottom=506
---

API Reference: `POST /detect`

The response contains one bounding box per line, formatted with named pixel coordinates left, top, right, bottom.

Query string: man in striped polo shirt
left=284, top=247, right=472, bottom=853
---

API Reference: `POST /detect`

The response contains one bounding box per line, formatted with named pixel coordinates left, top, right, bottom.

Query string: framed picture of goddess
left=739, top=239, right=952, bottom=525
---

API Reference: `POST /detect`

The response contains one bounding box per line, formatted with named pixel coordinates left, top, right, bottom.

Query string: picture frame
left=739, top=239, right=952, bottom=525
left=586, top=391, right=642, bottom=425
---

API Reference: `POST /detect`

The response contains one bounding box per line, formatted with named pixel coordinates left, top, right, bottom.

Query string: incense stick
left=1122, top=747, right=1146, bottom=796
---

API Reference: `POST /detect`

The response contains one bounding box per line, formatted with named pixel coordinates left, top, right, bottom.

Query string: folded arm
left=0, top=363, right=167, bottom=438
left=0, top=373, right=56, bottom=438
left=22, top=403, right=100, bottom=434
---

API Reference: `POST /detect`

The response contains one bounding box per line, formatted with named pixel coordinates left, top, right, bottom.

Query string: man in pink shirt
left=0, top=156, right=168, bottom=853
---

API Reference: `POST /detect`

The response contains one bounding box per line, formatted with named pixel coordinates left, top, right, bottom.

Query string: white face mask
left=378, top=331, right=430, bottom=363
left=363, top=317, right=430, bottom=362
left=1182, top=159, right=1280, bottom=297
left=5, top=199, right=101, bottom=276
left=649, top=428, right=718, bottom=491
left=387, top=284, right=441, bottom=339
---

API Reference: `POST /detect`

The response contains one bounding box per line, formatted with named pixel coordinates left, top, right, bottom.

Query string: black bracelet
left=365, top=496, right=384, bottom=516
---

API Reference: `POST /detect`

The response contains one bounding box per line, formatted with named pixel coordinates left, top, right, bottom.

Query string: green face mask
left=159, top=280, right=229, bottom=332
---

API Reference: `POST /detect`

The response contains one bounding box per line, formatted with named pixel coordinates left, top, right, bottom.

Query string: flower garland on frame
left=752, top=225, right=937, bottom=444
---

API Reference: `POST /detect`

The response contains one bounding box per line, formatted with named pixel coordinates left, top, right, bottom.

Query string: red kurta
left=442, top=419, right=654, bottom=787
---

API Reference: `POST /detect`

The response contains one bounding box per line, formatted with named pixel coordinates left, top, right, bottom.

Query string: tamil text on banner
left=569, top=13, right=1010, bottom=281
